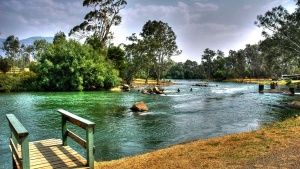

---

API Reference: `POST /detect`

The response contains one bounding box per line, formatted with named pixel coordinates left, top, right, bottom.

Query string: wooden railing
left=6, top=114, right=30, bottom=169
left=58, top=109, right=96, bottom=169
left=6, top=110, right=96, bottom=169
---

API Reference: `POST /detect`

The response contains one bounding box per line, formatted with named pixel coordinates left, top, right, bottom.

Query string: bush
left=0, top=74, right=21, bottom=92
left=285, top=78, right=292, bottom=86
left=20, top=71, right=37, bottom=91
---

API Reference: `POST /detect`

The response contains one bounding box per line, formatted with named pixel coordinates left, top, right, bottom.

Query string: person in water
left=177, top=88, right=180, bottom=92
left=190, top=88, right=192, bottom=91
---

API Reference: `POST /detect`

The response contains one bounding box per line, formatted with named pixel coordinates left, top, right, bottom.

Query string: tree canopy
left=69, top=0, right=127, bottom=45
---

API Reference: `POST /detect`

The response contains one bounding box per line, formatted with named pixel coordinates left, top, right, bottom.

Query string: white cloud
left=194, top=2, right=219, bottom=11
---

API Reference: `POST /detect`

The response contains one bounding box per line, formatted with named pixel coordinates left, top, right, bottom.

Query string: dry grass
left=131, top=78, right=173, bottom=86
left=225, top=78, right=286, bottom=85
left=95, top=117, right=300, bottom=169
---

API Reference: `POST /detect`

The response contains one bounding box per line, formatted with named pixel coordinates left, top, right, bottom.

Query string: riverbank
left=131, top=78, right=173, bottom=86
left=95, top=117, right=300, bottom=168
left=223, top=78, right=286, bottom=85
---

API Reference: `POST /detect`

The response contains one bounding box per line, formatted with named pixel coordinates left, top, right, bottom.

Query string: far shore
left=132, top=78, right=298, bottom=86
left=95, top=117, right=300, bottom=168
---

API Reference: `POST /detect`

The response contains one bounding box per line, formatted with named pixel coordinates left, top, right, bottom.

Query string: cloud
left=1, top=0, right=296, bottom=63
left=0, top=0, right=88, bottom=39
left=194, top=2, right=219, bottom=11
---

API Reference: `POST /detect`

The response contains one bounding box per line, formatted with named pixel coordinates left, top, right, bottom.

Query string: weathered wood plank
left=14, top=138, right=88, bottom=169
left=6, top=114, right=30, bottom=169
left=67, top=129, right=86, bottom=148
left=10, top=138, right=22, bottom=162
left=58, top=109, right=95, bottom=129
left=6, top=114, right=29, bottom=143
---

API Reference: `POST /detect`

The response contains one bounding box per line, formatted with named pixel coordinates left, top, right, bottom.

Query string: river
left=0, top=80, right=299, bottom=168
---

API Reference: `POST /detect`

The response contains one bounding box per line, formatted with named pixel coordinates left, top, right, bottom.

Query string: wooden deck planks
left=15, top=138, right=88, bottom=169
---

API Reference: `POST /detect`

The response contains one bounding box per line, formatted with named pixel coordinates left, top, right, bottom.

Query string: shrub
left=20, top=71, right=37, bottom=91
left=285, top=78, right=292, bottom=86
left=0, top=74, right=21, bottom=92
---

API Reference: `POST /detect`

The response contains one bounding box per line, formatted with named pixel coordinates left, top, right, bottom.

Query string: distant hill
left=0, top=36, right=53, bottom=48
left=20, top=36, right=54, bottom=46
left=0, top=36, right=53, bottom=56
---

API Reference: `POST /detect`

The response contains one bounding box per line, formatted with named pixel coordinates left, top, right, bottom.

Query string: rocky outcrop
left=141, top=89, right=149, bottom=94
left=130, top=101, right=149, bottom=111
left=287, top=101, right=300, bottom=108
left=122, top=84, right=130, bottom=91
left=153, top=86, right=165, bottom=94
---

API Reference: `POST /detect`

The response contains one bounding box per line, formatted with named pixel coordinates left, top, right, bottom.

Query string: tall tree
left=201, top=48, right=216, bottom=79
left=123, top=33, right=150, bottom=84
left=255, top=4, right=300, bottom=55
left=243, top=44, right=261, bottom=78
left=140, top=20, right=182, bottom=84
left=107, top=45, right=126, bottom=75
left=69, top=0, right=127, bottom=46
left=2, top=35, right=20, bottom=68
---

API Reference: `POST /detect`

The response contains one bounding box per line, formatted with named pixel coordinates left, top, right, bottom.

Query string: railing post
left=86, top=126, right=94, bottom=169
left=11, top=131, right=17, bottom=169
left=62, top=115, right=68, bottom=146
left=21, top=135, right=30, bottom=169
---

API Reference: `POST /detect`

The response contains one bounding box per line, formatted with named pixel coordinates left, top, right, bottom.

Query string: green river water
left=1, top=80, right=299, bottom=168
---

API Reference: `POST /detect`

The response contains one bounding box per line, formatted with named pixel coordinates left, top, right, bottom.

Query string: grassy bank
left=95, top=117, right=300, bottom=168
left=224, top=78, right=285, bottom=85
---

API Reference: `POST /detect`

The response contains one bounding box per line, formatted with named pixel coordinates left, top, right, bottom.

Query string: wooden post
left=11, top=131, right=17, bottom=169
left=62, top=115, right=68, bottom=146
left=86, top=126, right=94, bottom=169
left=21, top=135, right=30, bottom=169
left=259, top=84, right=264, bottom=93
left=289, top=87, right=295, bottom=94
left=6, top=114, right=30, bottom=169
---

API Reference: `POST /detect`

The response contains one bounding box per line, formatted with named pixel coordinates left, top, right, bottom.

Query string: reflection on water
left=1, top=80, right=300, bottom=167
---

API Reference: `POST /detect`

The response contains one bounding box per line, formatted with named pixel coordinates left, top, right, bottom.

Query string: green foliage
left=2, top=35, right=20, bottom=62
left=35, top=37, right=119, bottom=91
left=0, top=56, right=12, bottom=73
left=0, top=74, right=21, bottom=92
left=107, top=45, right=126, bottom=74
left=285, top=78, right=292, bottom=86
left=69, top=0, right=127, bottom=45
left=141, top=20, right=182, bottom=83
left=19, top=71, right=37, bottom=91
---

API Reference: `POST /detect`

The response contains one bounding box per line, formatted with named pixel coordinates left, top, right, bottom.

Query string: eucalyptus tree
left=211, top=50, right=227, bottom=80
left=183, top=60, right=198, bottom=79
left=123, top=33, right=151, bottom=84
left=69, top=0, right=127, bottom=46
left=166, top=62, right=184, bottom=79
left=255, top=4, right=300, bottom=55
left=31, top=39, right=51, bottom=62
left=201, top=48, right=216, bottom=79
left=2, top=35, right=20, bottom=68
left=243, top=44, right=262, bottom=78
left=140, top=20, right=182, bottom=84
left=107, top=45, right=126, bottom=75
left=18, top=44, right=33, bottom=68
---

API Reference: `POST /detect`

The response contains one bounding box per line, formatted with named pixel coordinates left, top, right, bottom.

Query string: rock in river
left=131, top=101, right=149, bottom=111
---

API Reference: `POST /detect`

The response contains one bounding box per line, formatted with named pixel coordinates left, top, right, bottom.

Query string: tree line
left=1, top=0, right=300, bottom=91
left=167, top=1, right=300, bottom=80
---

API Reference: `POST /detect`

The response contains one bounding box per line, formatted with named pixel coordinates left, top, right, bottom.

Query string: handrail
left=57, top=109, right=95, bottom=169
left=6, top=114, right=30, bottom=169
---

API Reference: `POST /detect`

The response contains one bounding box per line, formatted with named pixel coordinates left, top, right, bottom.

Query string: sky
left=0, top=0, right=297, bottom=63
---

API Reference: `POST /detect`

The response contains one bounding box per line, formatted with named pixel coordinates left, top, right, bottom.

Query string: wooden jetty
left=6, top=109, right=95, bottom=169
